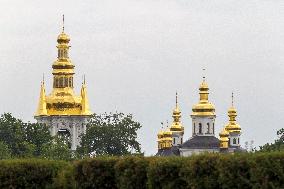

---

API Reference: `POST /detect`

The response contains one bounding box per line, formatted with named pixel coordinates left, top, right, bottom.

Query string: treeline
left=0, top=153, right=283, bottom=188
left=0, top=112, right=142, bottom=160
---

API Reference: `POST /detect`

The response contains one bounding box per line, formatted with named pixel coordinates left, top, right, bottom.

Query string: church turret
left=225, top=93, right=241, bottom=148
left=170, top=92, right=184, bottom=146
left=191, top=77, right=216, bottom=136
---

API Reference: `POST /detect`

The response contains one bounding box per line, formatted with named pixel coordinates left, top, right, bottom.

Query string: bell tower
left=34, top=16, right=92, bottom=150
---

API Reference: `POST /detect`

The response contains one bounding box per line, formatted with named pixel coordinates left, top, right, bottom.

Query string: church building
left=34, top=19, right=92, bottom=150
left=156, top=78, right=244, bottom=156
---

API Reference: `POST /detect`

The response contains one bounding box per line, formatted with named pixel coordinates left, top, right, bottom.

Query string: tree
left=23, top=122, right=52, bottom=156
left=78, top=113, right=142, bottom=157
left=41, top=136, right=73, bottom=160
left=0, top=113, right=27, bottom=157
left=0, top=141, right=11, bottom=159
left=0, top=113, right=53, bottom=157
left=259, top=128, right=284, bottom=152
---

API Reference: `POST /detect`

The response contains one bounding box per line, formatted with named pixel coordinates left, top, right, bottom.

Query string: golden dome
left=170, top=92, right=184, bottom=132
left=192, top=79, right=215, bottom=116
left=57, top=32, right=70, bottom=43
left=163, top=129, right=172, bottom=137
left=157, top=130, right=164, bottom=139
left=225, top=94, right=241, bottom=133
left=219, top=128, right=229, bottom=137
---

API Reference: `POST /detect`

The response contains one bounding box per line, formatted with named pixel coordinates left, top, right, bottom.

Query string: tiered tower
left=191, top=78, right=216, bottom=136
left=225, top=93, right=242, bottom=149
left=180, top=77, right=219, bottom=156
left=169, top=92, right=184, bottom=146
left=34, top=17, right=92, bottom=150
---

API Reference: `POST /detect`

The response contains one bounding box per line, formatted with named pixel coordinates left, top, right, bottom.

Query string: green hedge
left=0, top=153, right=283, bottom=188
left=0, top=159, right=69, bottom=188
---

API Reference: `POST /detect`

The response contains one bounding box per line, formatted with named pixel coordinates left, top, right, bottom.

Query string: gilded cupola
left=219, top=128, right=229, bottom=149
left=225, top=93, right=241, bottom=133
left=170, top=92, right=184, bottom=133
left=192, top=77, right=215, bottom=116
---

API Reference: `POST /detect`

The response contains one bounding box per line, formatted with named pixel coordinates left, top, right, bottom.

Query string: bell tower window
left=199, top=123, right=202, bottom=134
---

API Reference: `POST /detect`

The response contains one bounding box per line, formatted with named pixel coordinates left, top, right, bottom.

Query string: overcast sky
left=0, top=0, right=283, bottom=155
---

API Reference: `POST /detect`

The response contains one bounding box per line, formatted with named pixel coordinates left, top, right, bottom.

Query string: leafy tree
left=41, top=136, right=73, bottom=160
left=0, top=113, right=52, bottom=157
left=0, top=141, right=11, bottom=159
left=23, top=122, right=52, bottom=156
left=259, top=128, right=284, bottom=152
left=0, top=113, right=27, bottom=157
left=78, top=113, right=142, bottom=157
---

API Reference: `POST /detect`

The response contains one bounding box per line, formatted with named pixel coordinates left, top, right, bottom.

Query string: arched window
left=59, top=77, right=63, bottom=88
left=238, top=138, right=239, bottom=144
left=193, top=123, right=196, bottom=135
left=64, top=77, right=68, bottom=87
left=199, top=123, right=202, bottom=134
left=207, top=123, right=210, bottom=134
left=233, top=138, right=237, bottom=144
left=173, top=138, right=176, bottom=145
left=213, top=123, right=215, bottom=134
left=69, top=77, right=72, bottom=87
left=181, top=138, right=183, bottom=144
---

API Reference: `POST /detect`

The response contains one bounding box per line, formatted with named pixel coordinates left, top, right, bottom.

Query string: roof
left=181, top=136, right=220, bottom=149
left=156, top=146, right=180, bottom=156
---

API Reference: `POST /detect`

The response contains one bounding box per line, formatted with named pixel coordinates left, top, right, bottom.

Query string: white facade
left=35, top=115, right=90, bottom=150
left=228, top=131, right=241, bottom=148
left=180, top=148, right=219, bottom=157
left=191, top=115, right=216, bottom=136
left=172, top=131, right=183, bottom=146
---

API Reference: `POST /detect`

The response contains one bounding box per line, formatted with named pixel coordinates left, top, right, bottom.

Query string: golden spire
left=225, top=92, right=241, bottom=133
left=192, top=73, right=215, bottom=116
left=81, top=75, right=91, bottom=115
left=35, top=78, right=47, bottom=116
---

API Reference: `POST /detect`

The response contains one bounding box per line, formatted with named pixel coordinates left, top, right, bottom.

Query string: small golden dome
left=199, top=80, right=209, bottom=90
left=219, top=128, right=229, bottom=137
left=57, top=32, right=70, bottom=43
left=163, top=129, right=172, bottom=137
left=157, top=130, right=164, bottom=139
left=225, top=101, right=241, bottom=133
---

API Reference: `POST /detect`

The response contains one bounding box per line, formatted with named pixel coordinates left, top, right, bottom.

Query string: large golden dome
left=192, top=79, right=215, bottom=116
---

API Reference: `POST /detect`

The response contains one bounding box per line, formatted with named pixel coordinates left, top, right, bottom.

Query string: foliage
left=115, top=156, right=149, bottom=189
left=23, top=122, right=52, bottom=156
left=0, top=153, right=283, bottom=188
left=74, top=157, right=118, bottom=189
left=259, top=128, right=284, bottom=152
left=0, top=159, right=69, bottom=189
left=0, top=113, right=53, bottom=158
left=78, top=113, right=142, bottom=156
left=41, top=136, right=73, bottom=161
left=0, top=141, right=11, bottom=159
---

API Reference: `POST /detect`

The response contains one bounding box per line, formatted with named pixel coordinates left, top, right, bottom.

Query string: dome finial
left=231, top=91, right=234, bottom=107
left=62, top=14, right=65, bottom=32
left=202, top=68, right=206, bottom=81
left=175, top=91, right=178, bottom=108
left=42, top=73, right=45, bottom=85
left=83, top=74, right=86, bottom=85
